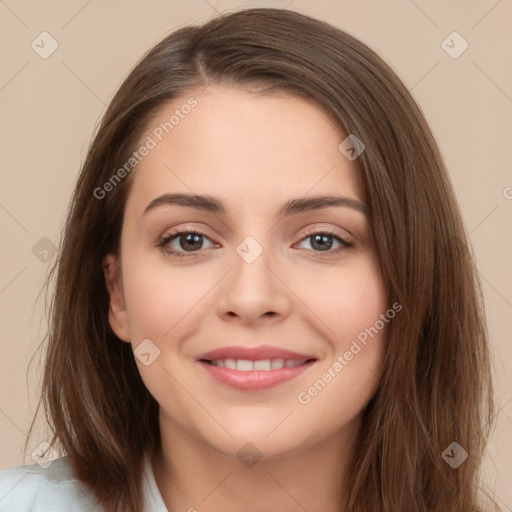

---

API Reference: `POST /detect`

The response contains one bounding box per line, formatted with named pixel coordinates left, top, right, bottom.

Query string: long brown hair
left=25, top=8, right=498, bottom=511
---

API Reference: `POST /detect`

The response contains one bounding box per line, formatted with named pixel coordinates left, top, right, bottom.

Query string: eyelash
left=156, top=228, right=353, bottom=259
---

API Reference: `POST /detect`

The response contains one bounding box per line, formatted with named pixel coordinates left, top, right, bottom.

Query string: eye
left=157, top=227, right=353, bottom=259
left=157, top=230, right=216, bottom=258
left=295, top=229, right=353, bottom=255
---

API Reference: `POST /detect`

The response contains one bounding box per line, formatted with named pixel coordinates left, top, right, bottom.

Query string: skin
left=103, top=85, right=389, bottom=512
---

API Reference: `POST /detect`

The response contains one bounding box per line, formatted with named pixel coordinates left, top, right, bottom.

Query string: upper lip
left=197, top=345, right=316, bottom=362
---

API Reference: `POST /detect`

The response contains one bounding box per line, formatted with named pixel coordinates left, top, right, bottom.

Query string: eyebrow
left=143, top=193, right=370, bottom=218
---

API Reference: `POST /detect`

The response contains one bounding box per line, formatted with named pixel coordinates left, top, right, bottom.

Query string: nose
left=215, top=241, right=292, bottom=326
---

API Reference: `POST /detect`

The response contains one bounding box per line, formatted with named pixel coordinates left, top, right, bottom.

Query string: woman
left=0, top=7, right=498, bottom=512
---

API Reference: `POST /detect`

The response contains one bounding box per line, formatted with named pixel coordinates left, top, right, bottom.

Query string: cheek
left=300, top=253, right=388, bottom=347
left=119, top=253, right=210, bottom=413
left=293, top=254, right=388, bottom=410
left=121, top=253, right=212, bottom=341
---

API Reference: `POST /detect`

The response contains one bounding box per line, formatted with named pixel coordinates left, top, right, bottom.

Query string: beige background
left=1, top=0, right=511, bottom=508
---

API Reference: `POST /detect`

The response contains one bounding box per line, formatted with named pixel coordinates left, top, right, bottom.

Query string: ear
left=102, top=254, right=131, bottom=342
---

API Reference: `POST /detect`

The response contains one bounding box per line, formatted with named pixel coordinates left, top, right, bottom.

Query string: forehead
left=125, top=85, right=364, bottom=216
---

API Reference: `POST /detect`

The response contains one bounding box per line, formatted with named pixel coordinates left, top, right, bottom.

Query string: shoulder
left=0, top=457, right=102, bottom=511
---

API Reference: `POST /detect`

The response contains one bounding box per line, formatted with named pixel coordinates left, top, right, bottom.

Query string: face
left=104, top=85, right=389, bottom=460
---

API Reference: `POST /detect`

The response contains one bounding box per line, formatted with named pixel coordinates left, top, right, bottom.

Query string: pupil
left=312, top=234, right=332, bottom=251
left=182, top=233, right=202, bottom=251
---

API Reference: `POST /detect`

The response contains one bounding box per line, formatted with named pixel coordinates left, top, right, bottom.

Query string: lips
left=196, top=345, right=317, bottom=391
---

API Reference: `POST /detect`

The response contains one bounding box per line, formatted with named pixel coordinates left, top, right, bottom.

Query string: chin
left=208, top=434, right=305, bottom=463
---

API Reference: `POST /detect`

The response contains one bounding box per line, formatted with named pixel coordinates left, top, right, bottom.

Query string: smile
left=207, top=358, right=307, bottom=370
left=199, top=359, right=316, bottom=391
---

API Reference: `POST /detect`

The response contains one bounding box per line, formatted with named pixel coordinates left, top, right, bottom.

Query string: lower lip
left=198, top=360, right=316, bottom=391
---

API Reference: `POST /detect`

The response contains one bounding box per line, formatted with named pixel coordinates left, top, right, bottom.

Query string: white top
left=0, top=451, right=168, bottom=511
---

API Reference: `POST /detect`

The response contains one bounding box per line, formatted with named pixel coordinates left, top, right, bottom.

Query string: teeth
left=224, top=359, right=236, bottom=370
left=271, top=358, right=284, bottom=369
left=237, top=359, right=253, bottom=371
left=254, top=360, right=271, bottom=370
left=210, top=358, right=307, bottom=371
